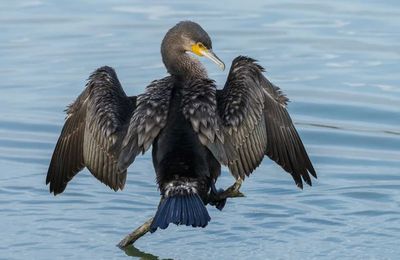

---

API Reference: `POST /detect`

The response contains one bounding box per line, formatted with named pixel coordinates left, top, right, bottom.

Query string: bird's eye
left=197, top=42, right=205, bottom=49
left=191, top=42, right=209, bottom=56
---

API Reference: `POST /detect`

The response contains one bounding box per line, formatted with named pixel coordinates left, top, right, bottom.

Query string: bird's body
left=46, top=21, right=316, bottom=235
left=152, top=82, right=220, bottom=199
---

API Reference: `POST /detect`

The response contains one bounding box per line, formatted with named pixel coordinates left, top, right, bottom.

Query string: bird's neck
left=162, top=50, right=208, bottom=80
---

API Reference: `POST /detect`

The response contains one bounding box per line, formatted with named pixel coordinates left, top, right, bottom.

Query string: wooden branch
left=117, top=179, right=244, bottom=249
left=117, top=217, right=154, bottom=248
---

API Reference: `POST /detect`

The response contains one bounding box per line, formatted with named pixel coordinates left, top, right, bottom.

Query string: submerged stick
left=117, top=217, right=154, bottom=248
left=117, top=179, right=244, bottom=248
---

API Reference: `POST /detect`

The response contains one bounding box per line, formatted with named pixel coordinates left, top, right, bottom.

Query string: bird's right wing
left=47, top=67, right=174, bottom=195
left=46, top=67, right=136, bottom=194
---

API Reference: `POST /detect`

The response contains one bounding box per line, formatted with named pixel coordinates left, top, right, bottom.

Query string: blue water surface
left=0, top=1, right=399, bottom=259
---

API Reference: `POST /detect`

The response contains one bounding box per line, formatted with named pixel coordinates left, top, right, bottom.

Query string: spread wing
left=46, top=66, right=136, bottom=195
left=209, top=56, right=316, bottom=189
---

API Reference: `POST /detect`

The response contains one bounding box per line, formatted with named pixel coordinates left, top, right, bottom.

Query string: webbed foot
left=208, top=179, right=244, bottom=210
left=209, top=184, right=227, bottom=210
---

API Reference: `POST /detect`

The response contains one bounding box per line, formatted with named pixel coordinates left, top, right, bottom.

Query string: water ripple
left=1, top=0, right=400, bottom=259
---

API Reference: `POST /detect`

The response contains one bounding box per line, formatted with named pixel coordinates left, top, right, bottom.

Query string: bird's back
left=152, top=82, right=214, bottom=197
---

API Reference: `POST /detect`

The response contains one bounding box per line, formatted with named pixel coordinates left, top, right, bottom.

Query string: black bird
left=46, top=21, right=316, bottom=233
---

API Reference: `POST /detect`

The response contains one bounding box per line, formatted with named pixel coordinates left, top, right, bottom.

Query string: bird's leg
left=217, top=178, right=245, bottom=199
left=208, top=180, right=227, bottom=210
left=118, top=179, right=245, bottom=248
left=207, top=178, right=245, bottom=209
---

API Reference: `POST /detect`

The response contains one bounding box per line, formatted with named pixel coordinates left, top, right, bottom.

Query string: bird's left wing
left=207, top=56, right=316, bottom=189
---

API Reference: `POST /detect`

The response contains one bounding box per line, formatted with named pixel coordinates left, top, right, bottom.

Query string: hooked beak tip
left=200, top=49, right=225, bottom=71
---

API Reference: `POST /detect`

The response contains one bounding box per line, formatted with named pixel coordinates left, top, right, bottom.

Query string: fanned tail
left=150, top=193, right=210, bottom=233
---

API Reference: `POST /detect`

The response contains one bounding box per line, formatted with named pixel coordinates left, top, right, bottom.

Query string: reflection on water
left=0, top=0, right=400, bottom=259
left=123, top=245, right=173, bottom=260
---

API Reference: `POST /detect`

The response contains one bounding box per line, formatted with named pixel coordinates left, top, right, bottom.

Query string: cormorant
left=46, top=21, right=316, bottom=233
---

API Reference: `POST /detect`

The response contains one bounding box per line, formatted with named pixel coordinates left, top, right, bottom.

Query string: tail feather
left=150, top=193, right=211, bottom=233
left=181, top=196, right=187, bottom=224
left=189, top=195, right=199, bottom=227
left=160, top=198, right=172, bottom=229
left=169, top=196, right=178, bottom=223
left=152, top=198, right=169, bottom=230
left=176, top=196, right=183, bottom=223
left=191, top=194, right=206, bottom=227
left=185, top=197, right=194, bottom=227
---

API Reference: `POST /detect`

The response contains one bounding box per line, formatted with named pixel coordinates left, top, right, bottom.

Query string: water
left=1, top=0, right=399, bottom=259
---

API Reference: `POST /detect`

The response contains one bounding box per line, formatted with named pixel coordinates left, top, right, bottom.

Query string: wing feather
left=46, top=92, right=87, bottom=194
left=46, top=66, right=135, bottom=194
left=117, top=77, right=174, bottom=171
left=208, top=56, right=316, bottom=188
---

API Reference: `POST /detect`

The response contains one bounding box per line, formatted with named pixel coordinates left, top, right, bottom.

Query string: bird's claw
left=225, top=178, right=244, bottom=197
left=208, top=178, right=245, bottom=210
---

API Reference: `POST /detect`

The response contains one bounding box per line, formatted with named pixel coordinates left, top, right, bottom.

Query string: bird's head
left=161, top=21, right=225, bottom=77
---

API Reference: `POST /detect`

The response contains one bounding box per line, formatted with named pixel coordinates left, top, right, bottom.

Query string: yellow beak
left=191, top=44, right=225, bottom=71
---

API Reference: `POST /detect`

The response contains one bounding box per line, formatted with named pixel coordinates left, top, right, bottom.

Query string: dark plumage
left=46, top=67, right=135, bottom=194
left=46, top=21, right=316, bottom=233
